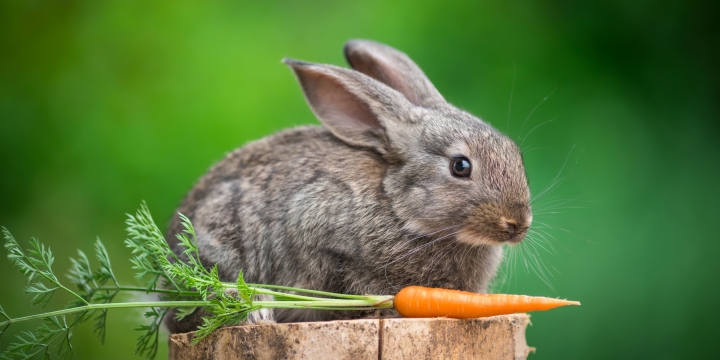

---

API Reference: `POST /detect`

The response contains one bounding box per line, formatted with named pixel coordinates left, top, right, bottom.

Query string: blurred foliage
left=1, top=0, right=718, bottom=359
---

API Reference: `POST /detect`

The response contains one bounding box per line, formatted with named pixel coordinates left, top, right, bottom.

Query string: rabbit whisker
left=518, top=85, right=557, bottom=138
left=520, top=117, right=555, bottom=147
left=531, top=144, right=575, bottom=203
left=387, top=230, right=462, bottom=267
left=423, top=240, right=459, bottom=283
left=394, top=224, right=461, bottom=249
left=383, top=229, right=462, bottom=288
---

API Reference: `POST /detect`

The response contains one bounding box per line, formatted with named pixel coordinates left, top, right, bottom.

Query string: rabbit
left=163, top=39, right=532, bottom=334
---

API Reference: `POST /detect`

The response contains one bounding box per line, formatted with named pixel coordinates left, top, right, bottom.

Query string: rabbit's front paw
left=245, top=294, right=276, bottom=325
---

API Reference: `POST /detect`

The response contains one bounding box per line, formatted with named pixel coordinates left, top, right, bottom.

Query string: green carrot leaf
left=173, top=307, right=197, bottom=321
left=4, top=228, right=88, bottom=308
left=133, top=307, right=167, bottom=360
left=1, top=315, right=83, bottom=360
left=66, top=250, right=94, bottom=295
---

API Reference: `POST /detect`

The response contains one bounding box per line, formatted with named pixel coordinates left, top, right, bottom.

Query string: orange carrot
left=393, top=286, right=580, bottom=319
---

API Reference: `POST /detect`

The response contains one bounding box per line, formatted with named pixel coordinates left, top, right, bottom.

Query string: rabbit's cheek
left=455, top=229, right=497, bottom=246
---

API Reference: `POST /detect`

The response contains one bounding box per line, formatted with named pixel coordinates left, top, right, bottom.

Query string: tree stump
left=168, top=314, right=533, bottom=360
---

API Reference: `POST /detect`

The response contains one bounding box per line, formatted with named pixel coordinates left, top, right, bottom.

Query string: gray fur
left=163, top=40, right=531, bottom=334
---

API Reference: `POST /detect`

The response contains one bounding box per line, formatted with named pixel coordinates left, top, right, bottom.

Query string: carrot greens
left=0, top=203, right=392, bottom=359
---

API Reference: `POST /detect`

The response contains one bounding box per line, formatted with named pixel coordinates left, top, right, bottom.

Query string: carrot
left=393, top=286, right=580, bottom=319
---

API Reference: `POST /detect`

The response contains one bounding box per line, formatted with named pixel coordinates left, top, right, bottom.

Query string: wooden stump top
left=169, top=314, right=533, bottom=360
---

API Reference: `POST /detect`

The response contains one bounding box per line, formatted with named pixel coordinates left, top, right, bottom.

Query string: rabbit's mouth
left=455, top=226, right=527, bottom=246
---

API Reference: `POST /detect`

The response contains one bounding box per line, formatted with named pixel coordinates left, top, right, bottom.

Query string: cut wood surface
left=168, top=314, right=533, bottom=360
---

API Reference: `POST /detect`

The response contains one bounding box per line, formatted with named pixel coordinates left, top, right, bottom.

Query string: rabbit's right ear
left=283, top=58, right=412, bottom=155
left=344, top=40, right=445, bottom=108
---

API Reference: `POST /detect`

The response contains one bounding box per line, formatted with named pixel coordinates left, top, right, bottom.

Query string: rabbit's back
left=167, top=126, right=391, bottom=290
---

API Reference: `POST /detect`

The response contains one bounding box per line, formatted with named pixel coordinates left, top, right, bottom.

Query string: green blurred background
left=1, top=0, right=718, bottom=358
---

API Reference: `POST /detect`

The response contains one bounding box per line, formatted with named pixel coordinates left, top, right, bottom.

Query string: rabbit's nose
left=502, top=218, right=518, bottom=235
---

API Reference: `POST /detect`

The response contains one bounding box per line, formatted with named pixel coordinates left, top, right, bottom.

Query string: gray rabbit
left=164, top=40, right=531, bottom=333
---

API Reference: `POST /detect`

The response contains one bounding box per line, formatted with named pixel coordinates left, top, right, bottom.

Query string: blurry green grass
left=1, top=1, right=718, bottom=359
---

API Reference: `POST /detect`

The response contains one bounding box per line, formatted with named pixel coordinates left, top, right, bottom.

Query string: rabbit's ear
left=343, top=40, right=445, bottom=107
left=284, top=58, right=411, bottom=154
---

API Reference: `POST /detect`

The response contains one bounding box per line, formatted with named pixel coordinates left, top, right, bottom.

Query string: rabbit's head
left=284, top=40, right=531, bottom=246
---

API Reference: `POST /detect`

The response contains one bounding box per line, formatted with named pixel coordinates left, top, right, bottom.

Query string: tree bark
left=169, top=314, right=533, bottom=360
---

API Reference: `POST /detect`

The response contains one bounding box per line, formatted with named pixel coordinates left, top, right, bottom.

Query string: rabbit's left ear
left=283, top=58, right=412, bottom=155
left=344, top=40, right=445, bottom=107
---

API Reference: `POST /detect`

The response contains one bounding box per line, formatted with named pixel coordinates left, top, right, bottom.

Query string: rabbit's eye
left=450, top=156, right=472, bottom=178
